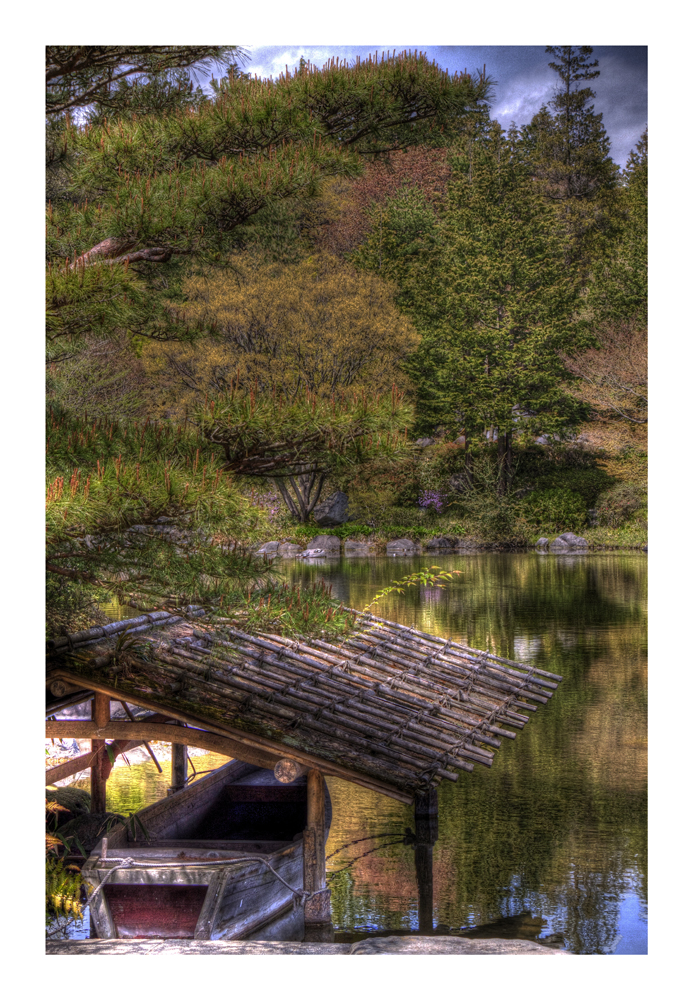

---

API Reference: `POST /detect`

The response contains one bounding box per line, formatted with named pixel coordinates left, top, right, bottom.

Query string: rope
left=86, top=853, right=317, bottom=909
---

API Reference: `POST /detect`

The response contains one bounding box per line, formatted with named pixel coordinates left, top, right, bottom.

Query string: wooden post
left=90, top=693, right=110, bottom=814
left=169, top=724, right=188, bottom=796
left=303, top=768, right=332, bottom=941
left=414, top=788, right=438, bottom=934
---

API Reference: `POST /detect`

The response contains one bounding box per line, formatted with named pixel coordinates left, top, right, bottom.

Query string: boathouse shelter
left=46, top=608, right=562, bottom=804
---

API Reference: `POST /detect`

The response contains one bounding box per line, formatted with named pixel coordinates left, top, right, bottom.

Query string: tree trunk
left=273, top=472, right=326, bottom=523
left=497, top=429, right=513, bottom=497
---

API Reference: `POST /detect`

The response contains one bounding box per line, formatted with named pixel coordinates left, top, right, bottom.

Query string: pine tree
left=46, top=54, right=478, bottom=625
left=361, top=118, right=591, bottom=493
left=47, top=53, right=492, bottom=354
left=522, top=46, right=620, bottom=278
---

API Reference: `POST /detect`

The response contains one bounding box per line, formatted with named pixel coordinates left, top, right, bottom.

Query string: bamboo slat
left=47, top=602, right=563, bottom=800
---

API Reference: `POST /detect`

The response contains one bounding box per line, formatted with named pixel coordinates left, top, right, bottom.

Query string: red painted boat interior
left=103, top=884, right=208, bottom=938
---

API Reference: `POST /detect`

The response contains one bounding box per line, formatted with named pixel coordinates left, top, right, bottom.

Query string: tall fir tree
left=354, top=116, right=592, bottom=492
left=521, top=46, right=620, bottom=280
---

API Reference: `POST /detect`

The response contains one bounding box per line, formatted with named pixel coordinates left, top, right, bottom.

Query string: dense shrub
left=521, top=488, right=588, bottom=533
left=594, top=483, right=646, bottom=528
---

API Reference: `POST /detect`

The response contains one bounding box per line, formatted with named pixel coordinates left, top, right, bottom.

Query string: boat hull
left=82, top=761, right=330, bottom=940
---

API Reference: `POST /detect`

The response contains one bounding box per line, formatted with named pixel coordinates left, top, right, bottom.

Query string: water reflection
left=283, top=552, right=647, bottom=954
left=89, top=552, right=646, bottom=953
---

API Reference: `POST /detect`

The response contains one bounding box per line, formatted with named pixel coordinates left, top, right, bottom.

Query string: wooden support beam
left=91, top=692, right=110, bottom=813
left=303, top=769, right=331, bottom=938
left=45, top=712, right=174, bottom=785
left=169, top=724, right=188, bottom=795
left=274, top=759, right=309, bottom=783
left=46, top=721, right=280, bottom=771
left=46, top=741, right=142, bottom=785
left=45, top=668, right=415, bottom=804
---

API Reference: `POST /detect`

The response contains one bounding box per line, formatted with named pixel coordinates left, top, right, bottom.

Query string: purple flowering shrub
left=417, top=489, right=447, bottom=513
left=247, top=487, right=283, bottom=524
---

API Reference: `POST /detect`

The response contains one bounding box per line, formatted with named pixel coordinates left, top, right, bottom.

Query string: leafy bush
left=522, top=488, right=588, bottom=533
left=594, top=483, right=645, bottom=528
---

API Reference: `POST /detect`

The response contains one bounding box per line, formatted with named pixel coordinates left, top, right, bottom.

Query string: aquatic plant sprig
left=363, top=566, right=461, bottom=613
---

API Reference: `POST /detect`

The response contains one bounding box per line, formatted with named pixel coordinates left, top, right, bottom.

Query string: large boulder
left=277, top=542, right=304, bottom=558
left=424, top=536, right=457, bottom=550
left=549, top=532, right=588, bottom=552
left=536, top=537, right=550, bottom=549
left=309, top=534, right=341, bottom=553
left=312, top=491, right=349, bottom=527
left=256, top=540, right=280, bottom=556
left=386, top=538, right=419, bottom=556
left=344, top=539, right=377, bottom=556
left=557, top=532, right=588, bottom=547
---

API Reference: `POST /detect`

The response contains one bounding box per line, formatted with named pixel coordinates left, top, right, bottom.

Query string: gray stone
left=424, top=536, right=457, bottom=549
left=299, top=548, right=326, bottom=559
left=557, top=532, right=588, bottom=547
left=344, top=539, right=377, bottom=556
left=549, top=532, right=588, bottom=553
left=415, top=437, right=435, bottom=447
left=277, top=542, right=304, bottom=557
left=45, top=935, right=568, bottom=956
left=309, top=534, right=341, bottom=552
left=386, top=538, right=418, bottom=555
left=348, top=935, right=568, bottom=956
left=312, top=491, right=350, bottom=527
left=536, top=537, right=550, bottom=548
left=256, top=540, right=280, bottom=555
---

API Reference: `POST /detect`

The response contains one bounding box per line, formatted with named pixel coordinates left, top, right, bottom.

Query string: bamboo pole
left=154, top=639, right=468, bottom=779
left=225, top=641, right=492, bottom=768
left=148, top=647, right=456, bottom=784
left=233, top=632, right=512, bottom=744
left=353, top=613, right=563, bottom=682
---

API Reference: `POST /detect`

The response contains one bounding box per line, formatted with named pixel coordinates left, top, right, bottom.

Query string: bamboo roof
left=46, top=609, right=562, bottom=804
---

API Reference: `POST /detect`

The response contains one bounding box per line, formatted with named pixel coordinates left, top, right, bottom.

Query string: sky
left=224, top=45, right=647, bottom=170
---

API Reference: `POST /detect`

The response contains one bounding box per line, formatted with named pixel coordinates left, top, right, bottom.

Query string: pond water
left=63, top=552, right=647, bottom=953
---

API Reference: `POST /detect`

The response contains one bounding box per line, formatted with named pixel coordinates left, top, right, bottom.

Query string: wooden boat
left=82, top=760, right=331, bottom=941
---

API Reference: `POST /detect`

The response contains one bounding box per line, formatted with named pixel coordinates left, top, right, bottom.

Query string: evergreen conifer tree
left=522, top=46, right=620, bottom=278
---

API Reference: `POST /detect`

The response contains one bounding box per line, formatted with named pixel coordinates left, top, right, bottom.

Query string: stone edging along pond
left=253, top=532, right=647, bottom=559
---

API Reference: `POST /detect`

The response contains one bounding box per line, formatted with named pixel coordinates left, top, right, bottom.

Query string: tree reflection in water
left=285, top=552, right=647, bottom=954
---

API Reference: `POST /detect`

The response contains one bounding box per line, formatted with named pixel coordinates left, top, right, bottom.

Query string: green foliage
left=363, top=566, right=461, bottom=612
left=594, top=483, right=646, bottom=528
left=196, top=386, right=413, bottom=522
left=47, top=54, right=491, bottom=353
left=227, top=579, right=359, bottom=639
left=447, top=452, right=530, bottom=541
left=45, top=856, right=85, bottom=925
left=588, top=128, right=647, bottom=325
left=521, top=487, right=587, bottom=533
left=45, top=408, right=272, bottom=614
left=46, top=46, right=242, bottom=116
left=348, top=184, right=440, bottom=303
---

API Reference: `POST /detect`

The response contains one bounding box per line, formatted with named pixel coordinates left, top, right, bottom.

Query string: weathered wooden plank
left=304, top=770, right=331, bottom=926
left=46, top=721, right=278, bottom=771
